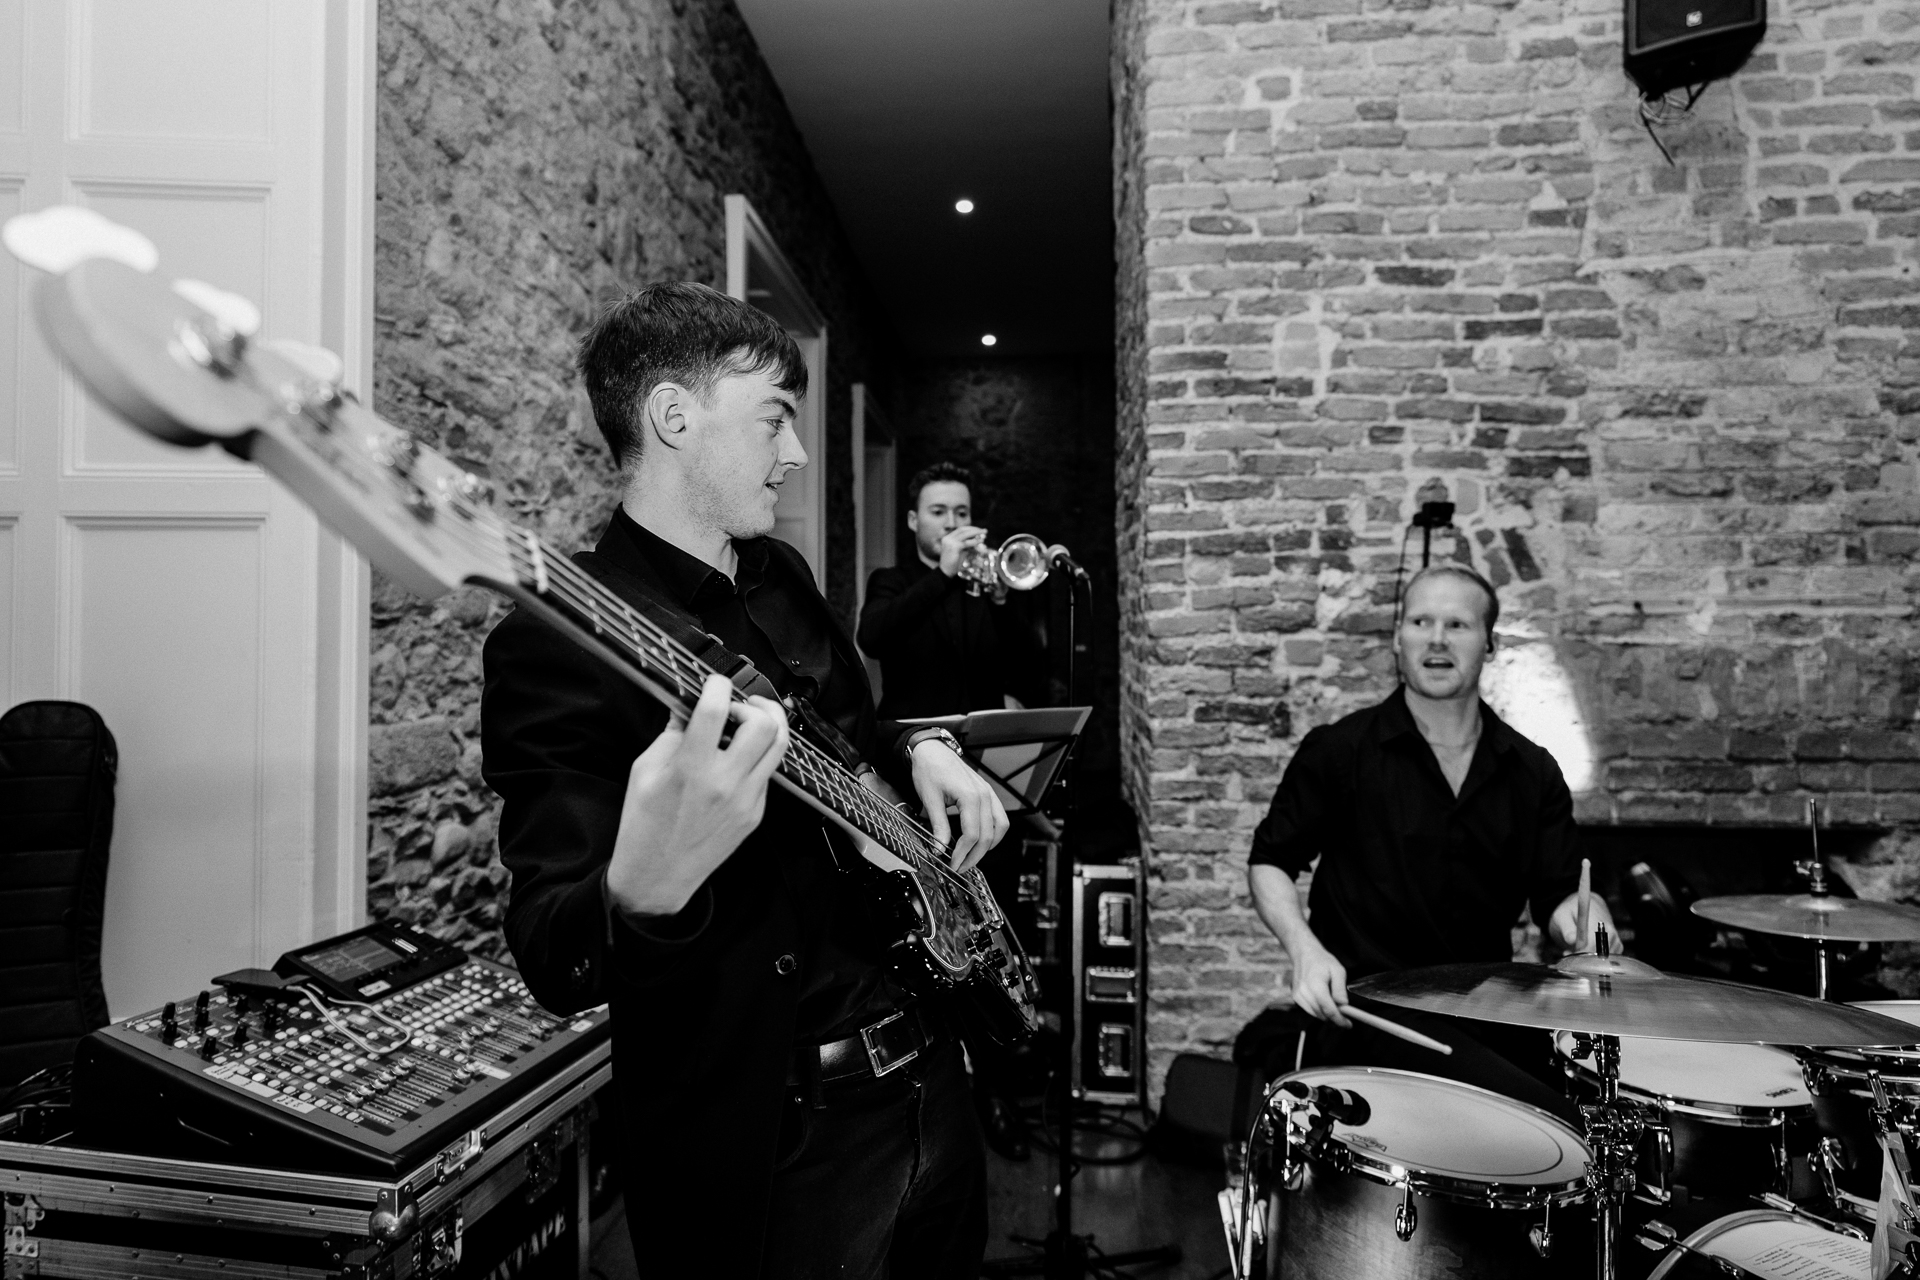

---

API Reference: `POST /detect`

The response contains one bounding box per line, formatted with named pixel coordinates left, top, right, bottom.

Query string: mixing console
left=71, top=923, right=610, bottom=1177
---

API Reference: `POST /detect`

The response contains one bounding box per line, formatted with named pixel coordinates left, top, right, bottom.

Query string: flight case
left=1, top=1040, right=607, bottom=1279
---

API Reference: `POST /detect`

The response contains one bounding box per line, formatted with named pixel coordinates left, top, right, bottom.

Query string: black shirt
left=1248, top=687, right=1581, bottom=979
left=610, top=510, right=908, bottom=1041
left=857, top=559, right=1044, bottom=719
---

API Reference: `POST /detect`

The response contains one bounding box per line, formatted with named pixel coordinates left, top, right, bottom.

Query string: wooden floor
left=587, top=1133, right=1231, bottom=1278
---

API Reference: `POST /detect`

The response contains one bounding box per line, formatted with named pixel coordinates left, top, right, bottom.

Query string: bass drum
left=1643, top=1209, right=1868, bottom=1279
left=1267, top=1067, right=1589, bottom=1279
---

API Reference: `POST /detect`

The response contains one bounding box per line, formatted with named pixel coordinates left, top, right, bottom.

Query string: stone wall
left=369, top=0, right=893, bottom=951
left=1115, top=0, right=1920, bottom=1094
left=890, top=357, right=1124, bottom=780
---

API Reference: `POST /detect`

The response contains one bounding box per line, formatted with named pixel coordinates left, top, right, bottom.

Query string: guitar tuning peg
left=260, top=339, right=345, bottom=389
left=174, top=278, right=262, bottom=338
left=2, top=205, right=158, bottom=274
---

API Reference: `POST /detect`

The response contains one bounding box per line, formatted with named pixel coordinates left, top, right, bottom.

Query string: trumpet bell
left=996, top=534, right=1052, bottom=591
left=956, top=532, right=1054, bottom=594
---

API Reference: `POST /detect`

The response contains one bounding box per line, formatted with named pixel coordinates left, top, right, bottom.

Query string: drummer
left=1247, top=563, right=1614, bottom=1121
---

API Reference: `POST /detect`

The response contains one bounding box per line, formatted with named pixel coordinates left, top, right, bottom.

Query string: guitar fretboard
left=494, top=523, right=962, bottom=887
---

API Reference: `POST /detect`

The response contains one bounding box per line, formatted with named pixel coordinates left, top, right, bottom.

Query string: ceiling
left=733, top=0, right=1113, bottom=358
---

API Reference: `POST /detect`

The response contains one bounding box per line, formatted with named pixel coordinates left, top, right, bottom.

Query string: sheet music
left=1702, top=1220, right=1869, bottom=1280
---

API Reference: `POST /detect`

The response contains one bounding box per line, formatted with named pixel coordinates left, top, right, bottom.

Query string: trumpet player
left=857, top=462, right=1046, bottom=721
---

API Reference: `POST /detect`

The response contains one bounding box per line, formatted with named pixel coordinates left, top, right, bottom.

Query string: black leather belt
left=805, top=1004, right=945, bottom=1083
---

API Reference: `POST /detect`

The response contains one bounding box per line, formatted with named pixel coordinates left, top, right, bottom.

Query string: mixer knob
left=199, top=1034, right=219, bottom=1061
left=160, top=1002, right=178, bottom=1043
left=232, top=1023, right=248, bottom=1050
left=193, top=990, right=211, bottom=1031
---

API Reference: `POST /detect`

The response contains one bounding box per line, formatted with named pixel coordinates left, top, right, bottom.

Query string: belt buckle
left=859, top=1010, right=919, bottom=1077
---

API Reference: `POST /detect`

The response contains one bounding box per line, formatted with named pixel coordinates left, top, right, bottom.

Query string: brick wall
left=369, top=0, right=891, bottom=951
left=890, top=357, right=1123, bottom=777
left=1115, top=0, right=1920, bottom=1095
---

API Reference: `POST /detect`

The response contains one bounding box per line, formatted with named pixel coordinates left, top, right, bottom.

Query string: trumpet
left=955, top=533, right=1076, bottom=596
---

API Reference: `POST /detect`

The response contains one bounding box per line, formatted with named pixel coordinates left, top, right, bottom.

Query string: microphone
left=1047, top=544, right=1089, bottom=579
left=1279, top=1080, right=1371, bottom=1126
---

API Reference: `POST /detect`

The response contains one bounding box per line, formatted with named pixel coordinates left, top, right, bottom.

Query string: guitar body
left=841, top=778, right=1043, bottom=1042
left=18, top=243, right=1044, bottom=1046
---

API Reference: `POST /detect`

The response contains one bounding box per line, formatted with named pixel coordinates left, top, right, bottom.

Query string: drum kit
left=1222, top=807, right=1920, bottom=1280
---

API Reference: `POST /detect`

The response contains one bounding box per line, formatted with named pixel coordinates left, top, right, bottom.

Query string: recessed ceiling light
left=980, top=333, right=997, bottom=347
left=955, top=199, right=975, bottom=214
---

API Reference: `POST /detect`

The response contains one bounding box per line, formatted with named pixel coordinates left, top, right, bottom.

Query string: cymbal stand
left=1800, top=798, right=1835, bottom=1001
left=1567, top=930, right=1643, bottom=1280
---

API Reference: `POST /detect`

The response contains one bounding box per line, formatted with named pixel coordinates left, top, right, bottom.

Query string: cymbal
left=1690, top=893, right=1920, bottom=943
left=1350, top=955, right=1920, bottom=1045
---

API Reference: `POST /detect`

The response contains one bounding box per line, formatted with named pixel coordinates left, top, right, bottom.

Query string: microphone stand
left=983, top=554, right=1180, bottom=1280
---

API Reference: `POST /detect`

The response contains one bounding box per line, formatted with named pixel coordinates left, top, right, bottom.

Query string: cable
left=1639, top=83, right=1706, bottom=165
left=286, top=982, right=412, bottom=1058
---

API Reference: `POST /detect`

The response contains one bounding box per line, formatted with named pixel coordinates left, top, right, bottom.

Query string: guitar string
left=491, top=523, right=988, bottom=905
left=487, top=523, right=984, bottom=899
left=298, top=405, right=987, bottom=908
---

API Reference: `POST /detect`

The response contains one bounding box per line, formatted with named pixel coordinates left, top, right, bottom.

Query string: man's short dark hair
left=906, top=461, right=973, bottom=512
left=577, top=282, right=807, bottom=466
left=1401, top=563, right=1500, bottom=639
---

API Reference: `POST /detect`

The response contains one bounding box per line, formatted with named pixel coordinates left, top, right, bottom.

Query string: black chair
left=0, top=701, right=117, bottom=1089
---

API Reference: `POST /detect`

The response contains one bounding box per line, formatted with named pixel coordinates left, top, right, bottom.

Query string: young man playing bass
left=481, top=283, right=1008, bottom=1277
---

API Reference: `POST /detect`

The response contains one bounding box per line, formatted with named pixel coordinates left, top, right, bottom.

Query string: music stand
left=921, top=707, right=1178, bottom=1279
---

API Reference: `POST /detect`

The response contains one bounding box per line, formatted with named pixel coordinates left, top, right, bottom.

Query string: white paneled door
left=0, top=0, right=373, bottom=1016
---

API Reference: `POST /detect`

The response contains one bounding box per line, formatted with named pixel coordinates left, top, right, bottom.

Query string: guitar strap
left=572, top=550, right=869, bottom=774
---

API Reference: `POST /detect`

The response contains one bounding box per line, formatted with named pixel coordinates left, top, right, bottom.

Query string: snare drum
left=1556, top=1034, right=1812, bottom=1200
left=1800, top=1000, right=1920, bottom=1200
left=1644, top=1209, right=1868, bottom=1279
left=1269, top=1067, right=1589, bottom=1278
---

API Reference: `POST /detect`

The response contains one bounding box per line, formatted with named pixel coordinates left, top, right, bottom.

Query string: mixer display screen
left=304, top=935, right=405, bottom=984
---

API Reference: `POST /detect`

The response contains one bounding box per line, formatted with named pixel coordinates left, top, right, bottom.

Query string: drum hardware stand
left=1566, top=928, right=1646, bottom=1280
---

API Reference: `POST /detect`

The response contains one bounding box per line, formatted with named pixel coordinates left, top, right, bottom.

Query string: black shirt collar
left=607, top=505, right=769, bottom=609
left=1376, top=684, right=1514, bottom=755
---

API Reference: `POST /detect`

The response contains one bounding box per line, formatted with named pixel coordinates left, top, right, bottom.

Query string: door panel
left=2, top=0, right=373, bottom=1017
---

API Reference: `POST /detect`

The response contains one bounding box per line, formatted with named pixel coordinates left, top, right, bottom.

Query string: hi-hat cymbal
left=1690, top=893, right=1920, bottom=943
left=1351, top=955, right=1920, bottom=1045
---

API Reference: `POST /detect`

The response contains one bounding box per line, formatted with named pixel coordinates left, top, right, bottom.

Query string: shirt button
left=774, top=953, right=797, bottom=976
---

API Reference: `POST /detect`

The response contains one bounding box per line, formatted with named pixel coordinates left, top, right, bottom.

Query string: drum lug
left=1528, top=1202, right=1553, bottom=1259
left=1393, top=1184, right=1418, bottom=1242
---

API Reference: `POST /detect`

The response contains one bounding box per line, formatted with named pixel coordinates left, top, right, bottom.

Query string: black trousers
left=1302, top=1001, right=1580, bottom=1127
left=759, top=1041, right=987, bottom=1279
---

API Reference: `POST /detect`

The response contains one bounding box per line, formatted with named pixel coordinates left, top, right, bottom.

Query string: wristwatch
left=903, top=726, right=964, bottom=766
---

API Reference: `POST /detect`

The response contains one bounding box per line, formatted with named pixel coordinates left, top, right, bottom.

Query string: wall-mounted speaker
left=1624, top=0, right=1765, bottom=96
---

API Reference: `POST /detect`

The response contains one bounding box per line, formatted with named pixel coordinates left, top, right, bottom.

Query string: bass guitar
left=7, top=210, right=1041, bottom=1044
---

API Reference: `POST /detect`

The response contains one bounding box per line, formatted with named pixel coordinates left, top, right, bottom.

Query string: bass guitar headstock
left=5, top=206, right=518, bottom=601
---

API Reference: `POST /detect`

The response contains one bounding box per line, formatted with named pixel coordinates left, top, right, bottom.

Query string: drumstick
left=1338, top=1004, right=1453, bottom=1055
left=1576, top=857, right=1592, bottom=948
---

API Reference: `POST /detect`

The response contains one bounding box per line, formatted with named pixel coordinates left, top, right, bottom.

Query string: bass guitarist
left=481, top=282, right=1008, bottom=1278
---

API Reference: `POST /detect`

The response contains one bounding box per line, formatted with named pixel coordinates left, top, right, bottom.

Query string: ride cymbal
left=1350, top=954, right=1920, bottom=1045
left=1690, top=893, right=1920, bottom=943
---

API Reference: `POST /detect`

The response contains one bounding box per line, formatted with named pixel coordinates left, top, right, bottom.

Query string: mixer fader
left=72, top=922, right=609, bottom=1177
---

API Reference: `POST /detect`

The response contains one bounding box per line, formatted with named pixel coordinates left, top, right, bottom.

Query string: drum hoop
left=1561, top=1047, right=1812, bottom=1122
left=1281, top=1066, right=1592, bottom=1208
left=1644, top=1210, right=1799, bottom=1280
left=1313, top=1144, right=1590, bottom=1208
